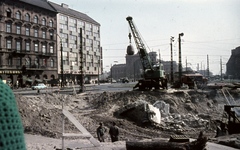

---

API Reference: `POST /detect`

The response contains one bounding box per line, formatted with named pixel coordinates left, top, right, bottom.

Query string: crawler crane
left=126, top=16, right=166, bottom=90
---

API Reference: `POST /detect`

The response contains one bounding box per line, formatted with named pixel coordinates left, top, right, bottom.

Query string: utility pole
left=207, top=55, right=209, bottom=78
left=98, top=59, right=100, bottom=85
left=170, top=36, right=174, bottom=83
left=178, top=33, right=184, bottom=86
left=60, top=40, right=64, bottom=88
left=111, top=64, right=113, bottom=84
left=79, top=28, right=84, bottom=92
left=220, top=56, right=223, bottom=81
left=56, top=33, right=64, bottom=88
left=158, top=49, right=161, bottom=64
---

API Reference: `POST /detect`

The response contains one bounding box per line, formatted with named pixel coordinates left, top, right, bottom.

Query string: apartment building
left=0, top=0, right=58, bottom=87
left=49, top=2, right=102, bottom=84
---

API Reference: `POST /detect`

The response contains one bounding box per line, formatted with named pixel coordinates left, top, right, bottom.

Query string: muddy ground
left=15, top=88, right=240, bottom=148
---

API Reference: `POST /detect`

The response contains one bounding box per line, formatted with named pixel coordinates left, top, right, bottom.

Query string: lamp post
left=56, top=33, right=64, bottom=88
left=178, top=33, right=184, bottom=86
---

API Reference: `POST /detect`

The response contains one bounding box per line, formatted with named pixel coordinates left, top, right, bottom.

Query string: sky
left=50, top=0, right=240, bottom=75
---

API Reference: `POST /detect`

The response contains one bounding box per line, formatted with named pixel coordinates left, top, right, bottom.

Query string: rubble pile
left=15, top=89, right=239, bottom=142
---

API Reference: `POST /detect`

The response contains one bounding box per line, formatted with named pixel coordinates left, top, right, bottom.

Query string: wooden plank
left=89, top=137, right=101, bottom=147
left=63, top=133, right=92, bottom=138
left=62, top=109, right=89, bottom=134
left=62, top=109, right=100, bottom=147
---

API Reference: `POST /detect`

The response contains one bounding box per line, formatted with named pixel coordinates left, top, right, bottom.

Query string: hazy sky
left=50, top=0, right=240, bottom=75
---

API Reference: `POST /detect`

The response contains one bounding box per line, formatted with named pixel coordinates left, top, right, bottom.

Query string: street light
left=178, top=33, right=184, bottom=86
left=56, top=34, right=64, bottom=88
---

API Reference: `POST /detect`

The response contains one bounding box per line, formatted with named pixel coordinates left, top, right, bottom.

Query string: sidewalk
left=25, top=134, right=239, bottom=150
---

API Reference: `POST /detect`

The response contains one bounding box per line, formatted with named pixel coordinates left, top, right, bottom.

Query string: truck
left=172, top=72, right=208, bottom=89
left=126, top=16, right=166, bottom=90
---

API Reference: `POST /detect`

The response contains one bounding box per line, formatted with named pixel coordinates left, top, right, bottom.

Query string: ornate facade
left=0, top=0, right=58, bottom=87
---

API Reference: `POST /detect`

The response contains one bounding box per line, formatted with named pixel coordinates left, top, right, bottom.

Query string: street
left=13, top=82, right=137, bottom=95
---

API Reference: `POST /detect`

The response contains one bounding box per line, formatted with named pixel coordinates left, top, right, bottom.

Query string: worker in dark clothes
left=96, top=122, right=106, bottom=142
left=109, top=122, right=119, bottom=142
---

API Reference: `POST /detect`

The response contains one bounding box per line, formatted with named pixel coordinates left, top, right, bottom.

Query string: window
left=6, top=9, right=11, bottom=17
left=69, top=26, right=76, bottom=32
left=34, top=43, right=38, bottom=52
left=25, top=27, right=30, bottom=36
left=16, top=25, right=21, bottom=34
left=8, top=57, right=12, bottom=66
left=16, top=41, right=21, bottom=51
left=16, top=11, right=21, bottom=19
left=60, top=23, right=67, bottom=29
left=25, top=57, right=30, bottom=67
left=60, top=15, right=67, bottom=21
left=63, top=51, right=68, bottom=57
left=42, top=44, right=46, bottom=53
left=6, top=23, right=11, bottom=33
left=26, top=42, right=30, bottom=51
left=16, top=57, right=21, bottom=67
left=25, top=13, right=30, bottom=21
left=7, top=39, right=12, bottom=49
left=34, top=58, right=39, bottom=67
left=49, top=32, right=53, bottom=40
left=42, top=59, right=47, bottom=67
left=34, top=16, right=38, bottom=23
left=77, top=20, right=84, bottom=26
left=42, top=18, right=46, bottom=25
left=50, top=59, right=54, bottom=67
left=34, top=29, right=38, bottom=37
left=42, top=31, right=46, bottom=39
left=50, top=45, right=53, bottom=53
left=63, top=59, right=69, bottom=65
left=49, top=20, right=53, bottom=27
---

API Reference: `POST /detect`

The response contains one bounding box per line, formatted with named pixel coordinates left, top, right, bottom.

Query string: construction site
left=14, top=82, right=240, bottom=150
left=10, top=15, right=240, bottom=150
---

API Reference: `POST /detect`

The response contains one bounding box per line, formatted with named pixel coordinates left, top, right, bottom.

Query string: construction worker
left=96, top=122, right=106, bottom=142
left=109, top=121, right=119, bottom=142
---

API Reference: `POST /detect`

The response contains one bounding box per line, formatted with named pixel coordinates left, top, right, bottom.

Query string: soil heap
left=15, top=88, right=240, bottom=148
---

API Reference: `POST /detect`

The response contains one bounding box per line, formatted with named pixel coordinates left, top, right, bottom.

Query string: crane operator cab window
left=153, top=64, right=164, bottom=70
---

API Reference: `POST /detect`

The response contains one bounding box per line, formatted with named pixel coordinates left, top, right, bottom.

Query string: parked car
left=32, top=83, right=47, bottom=90
left=120, top=77, right=129, bottom=83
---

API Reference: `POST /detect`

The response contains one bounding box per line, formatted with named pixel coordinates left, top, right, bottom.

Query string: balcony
left=26, top=65, right=46, bottom=71
left=38, top=52, right=54, bottom=57
left=12, top=50, right=26, bottom=56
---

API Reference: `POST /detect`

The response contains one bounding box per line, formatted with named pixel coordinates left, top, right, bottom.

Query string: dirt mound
left=15, top=89, right=233, bottom=141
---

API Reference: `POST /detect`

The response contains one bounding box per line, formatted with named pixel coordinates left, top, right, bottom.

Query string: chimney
left=61, top=3, right=69, bottom=8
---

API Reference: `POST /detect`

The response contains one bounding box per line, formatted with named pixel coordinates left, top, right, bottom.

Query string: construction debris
left=15, top=88, right=240, bottom=149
